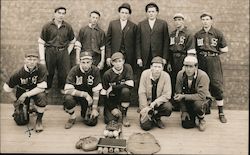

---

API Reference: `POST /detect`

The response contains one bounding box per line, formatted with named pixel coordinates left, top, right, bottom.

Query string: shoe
left=122, top=116, right=130, bottom=127
left=219, top=113, right=227, bottom=123
left=198, top=119, right=206, bottom=131
left=35, top=119, right=44, bottom=132
left=154, top=118, right=165, bottom=129
left=65, top=118, right=76, bottom=129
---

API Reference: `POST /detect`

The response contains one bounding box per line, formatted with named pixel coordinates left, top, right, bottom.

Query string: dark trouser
left=140, top=101, right=172, bottom=131
left=45, top=47, right=71, bottom=89
left=91, top=52, right=101, bottom=66
left=170, top=53, right=186, bottom=109
left=103, top=87, right=131, bottom=124
left=198, top=54, right=224, bottom=100
left=181, top=100, right=208, bottom=129
left=64, top=95, right=97, bottom=126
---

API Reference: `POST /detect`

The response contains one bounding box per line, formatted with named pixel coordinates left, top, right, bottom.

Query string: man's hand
left=85, top=94, right=93, bottom=106
left=137, top=59, right=143, bottom=67
left=167, top=63, right=172, bottom=72
left=90, top=108, right=99, bottom=119
left=111, top=108, right=122, bottom=117
left=97, top=61, right=104, bottom=70
left=181, top=112, right=190, bottom=121
left=106, top=86, right=112, bottom=98
left=174, top=94, right=185, bottom=102
left=17, top=93, right=28, bottom=104
left=106, top=58, right=112, bottom=67
left=149, top=102, right=157, bottom=109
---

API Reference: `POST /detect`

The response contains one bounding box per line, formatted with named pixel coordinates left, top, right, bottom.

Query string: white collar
left=112, top=66, right=124, bottom=74
left=24, top=65, right=37, bottom=73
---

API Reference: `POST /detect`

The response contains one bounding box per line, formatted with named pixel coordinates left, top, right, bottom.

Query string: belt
left=47, top=46, right=66, bottom=51
left=199, top=51, right=219, bottom=57
left=173, top=52, right=186, bottom=57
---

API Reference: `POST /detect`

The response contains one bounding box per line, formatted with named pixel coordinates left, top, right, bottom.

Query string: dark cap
left=151, top=56, right=164, bottom=64
left=90, top=10, right=101, bottom=17
left=145, top=2, right=159, bottom=12
left=25, top=52, right=39, bottom=58
left=200, top=12, right=213, bottom=19
left=54, top=6, right=66, bottom=13
left=111, top=52, right=124, bottom=61
left=173, top=13, right=185, bottom=19
left=80, top=51, right=93, bottom=60
left=118, top=3, right=132, bottom=14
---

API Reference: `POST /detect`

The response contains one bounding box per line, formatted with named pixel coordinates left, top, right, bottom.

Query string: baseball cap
left=80, top=52, right=93, bottom=60
left=200, top=12, right=213, bottom=19
left=187, top=49, right=197, bottom=55
left=173, top=13, right=185, bottom=19
left=25, top=52, right=39, bottom=58
left=151, top=56, right=164, bottom=64
left=54, top=6, right=66, bottom=13
left=183, top=56, right=198, bottom=65
left=111, top=52, right=124, bottom=61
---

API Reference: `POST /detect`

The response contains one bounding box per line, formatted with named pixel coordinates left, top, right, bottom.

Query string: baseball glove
left=127, top=132, right=160, bottom=154
left=75, top=136, right=98, bottom=151
left=12, top=102, right=29, bottom=125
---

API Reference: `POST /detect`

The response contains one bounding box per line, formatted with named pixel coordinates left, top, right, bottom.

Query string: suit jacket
left=136, top=18, right=170, bottom=66
left=106, top=19, right=137, bottom=68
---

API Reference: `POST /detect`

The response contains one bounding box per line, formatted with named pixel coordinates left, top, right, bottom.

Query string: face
left=119, top=8, right=130, bottom=21
left=54, top=9, right=66, bottom=22
left=24, top=56, right=38, bottom=70
left=150, top=63, right=163, bottom=79
left=112, top=58, right=125, bottom=71
left=174, top=17, right=184, bottom=29
left=201, top=16, right=213, bottom=29
left=184, top=63, right=197, bottom=77
left=146, top=7, right=158, bottom=20
left=89, top=12, right=100, bottom=26
left=80, top=58, right=92, bottom=72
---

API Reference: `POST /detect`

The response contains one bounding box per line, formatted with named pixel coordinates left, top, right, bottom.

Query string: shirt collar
left=24, top=65, right=38, bottom=73
left=79, top=65, right=92, bottom=74
left=201, top=26, right=214, bottom=34
left=88, top=23, right=100, bottom=31
left=51, top=19, right=66, bottom=27
left=112, top=66, right=124, bottom=74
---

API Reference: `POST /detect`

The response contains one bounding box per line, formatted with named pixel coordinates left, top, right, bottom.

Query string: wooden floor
left=0, top=103, right=248, bottom=154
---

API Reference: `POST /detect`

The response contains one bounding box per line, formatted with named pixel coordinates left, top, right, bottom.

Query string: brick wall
left=1, top=0, right=249, bottom=109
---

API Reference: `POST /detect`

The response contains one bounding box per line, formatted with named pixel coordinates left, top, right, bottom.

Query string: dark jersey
left=40, top=20, right=75, bottom=47
left=194, top=27, right=227, bottom=53
left=65, top=65, right=102, bottom=94
left=6, top=64, right=48, bottom=90
left=102, top=64, right=134, bottom=90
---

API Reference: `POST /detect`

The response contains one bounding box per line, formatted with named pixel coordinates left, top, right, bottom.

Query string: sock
left=69, top=111, right=76, bottom=119
left=37, top=112, right=44, bottom=121
left=218, top=106, right=223, bottom=114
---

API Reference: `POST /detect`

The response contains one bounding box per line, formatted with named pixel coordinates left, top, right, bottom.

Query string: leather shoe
left=219, top=113, right=227, bottom=123
left=65, top=118, right=76, bottom=129
left=154, top=118, right=165, bottom=129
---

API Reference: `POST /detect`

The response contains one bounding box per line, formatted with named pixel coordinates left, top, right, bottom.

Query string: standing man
left=195, top=13, right=228, bottom=123
left=63, top=52, right=102, bottom=129
left=75, top=10, right=106, bottom=70
left=136, top=2, right=170, bottom=69
left=106, top=3, right=137, bottom=70
left=138, top=56, right=172, bottom=131
left=3, top=52, right=48, bottom=132
left=174, top=56, right=211, bottom=131
left=101, top=52, right=134, bottom=127
left=38, top=6, right=76, bottom=93
left=167, top=13, right=195, bottom=111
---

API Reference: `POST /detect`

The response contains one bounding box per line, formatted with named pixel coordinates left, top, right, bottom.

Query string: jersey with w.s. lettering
left=6, top=64, right=47, bottom=90
left=65, top=65, right=102, bottom=94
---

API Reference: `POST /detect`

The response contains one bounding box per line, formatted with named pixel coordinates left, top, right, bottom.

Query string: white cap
left=173, top=13, right=185, bottom=19
left=183, top=56, right=198, bottom=65
left=187, top=49, right=197, bottom=55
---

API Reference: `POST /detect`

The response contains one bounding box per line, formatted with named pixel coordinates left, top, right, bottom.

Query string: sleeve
left=68, top=25, right=75, bottom=42
left=64, top=67, right=77, bottom=90
left=185, top=32, right=195, bottom=51
left=175, top=71, right=183, bottom=94
left=102, top=71, right=110, bottom=90
left=37, top=64, right=48, bottom=89
left=100, top=30, right=106, bottom=49
left=105, top=22, right=112, bottom=59
left=112, top=65, right=134, bottom=91
left=40, top=24, right=48, bottom=42
left=138, top=71, right=148, bottom=110
left=163, top=21, right=170, bottom=61
left=92, top=68, right=103, bottom=92
left=218, top=31, right=227, bottom=48
left=6, top=71, right=20, bottom=88
left=136, top=22, right=142, bottom=59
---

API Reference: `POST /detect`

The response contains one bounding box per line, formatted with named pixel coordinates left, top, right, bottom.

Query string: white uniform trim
left=38, top=37, right=45, bottom=45
left=37, top=81, right=47, bottom=89
left=64, top=84, right=75, bottom=90
left=100, top=89, right=107, bottom=95
left=3, top=83, right=13, bottom=92
left=125, top=80, right=134, bottom=87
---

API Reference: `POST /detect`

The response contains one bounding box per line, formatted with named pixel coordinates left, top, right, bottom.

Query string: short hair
left=90, top=10, right=101, bottom=17
left=54, top=7, right=66, bottom=13
left=200, top=13, right=213, bottom=19
left=145, top=2, right=159, bottom=12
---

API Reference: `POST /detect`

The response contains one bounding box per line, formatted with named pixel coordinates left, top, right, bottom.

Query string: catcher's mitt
left=127, top=132, right=160, bottom=154
left=12, top=102, right=29, bottom=125
left=75, top=136, right=98, bottom=151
